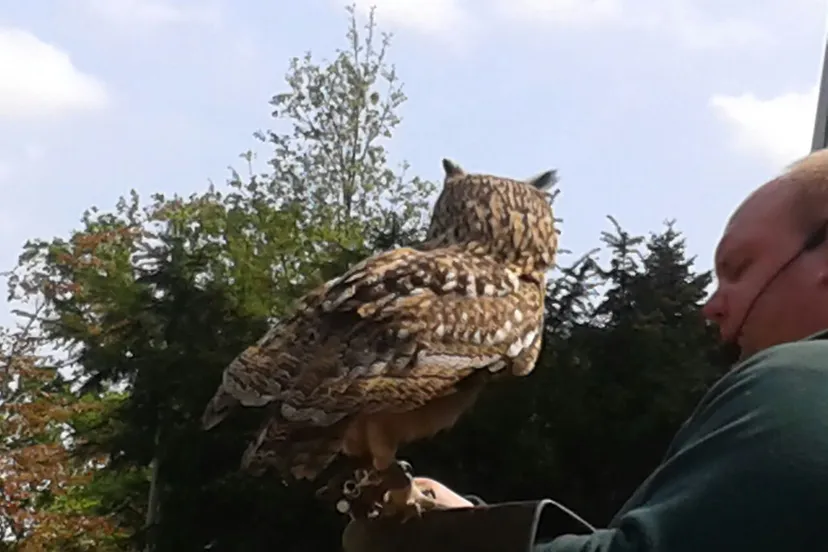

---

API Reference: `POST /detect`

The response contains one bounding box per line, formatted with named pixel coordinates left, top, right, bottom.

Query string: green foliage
left=0, top=323, right=128, bottom=551
left=401, top=217, right=727, bottom=525
left=1, top=4, right=731, bottom=551
left=248, top=2, right=435, bottom=280
left=5, top=5, right=436, bottom=551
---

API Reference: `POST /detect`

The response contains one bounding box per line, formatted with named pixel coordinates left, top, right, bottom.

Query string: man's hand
left=411, top=477, right=475, bottom=509
left=341, top=477, right=478, bottom=552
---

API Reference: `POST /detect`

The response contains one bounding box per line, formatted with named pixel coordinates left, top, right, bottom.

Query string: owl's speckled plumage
left=201, top=158, right=559, bottom=518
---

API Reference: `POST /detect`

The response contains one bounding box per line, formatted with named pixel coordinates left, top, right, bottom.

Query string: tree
left=549, top=218, right=725, bottom=522
left=5, top=5, right=436, bottom=551
left=400, top=218, right=728, bottom=526
left=0, top=315, right=126, bottom=551
left=247, top=2, right=435, bottom=281
left=2, top=4, right=733, bottom=550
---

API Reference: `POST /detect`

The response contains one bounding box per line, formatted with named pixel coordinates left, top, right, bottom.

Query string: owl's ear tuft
left=442, top=158, right=466, bottom=179
left=527, top=170, right=557, bottom=191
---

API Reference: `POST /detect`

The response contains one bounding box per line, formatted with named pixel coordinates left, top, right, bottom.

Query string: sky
left=0, top=0, right=827, bottom=327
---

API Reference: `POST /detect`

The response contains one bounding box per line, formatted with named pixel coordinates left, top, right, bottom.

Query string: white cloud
left=350, top=0, right=469, bottom=37
left=0, top=28, right=109, bottom=121
left=81, top=0, right=222, bottom=27
left=340, top=0, right=769, bottom=50
left=491, top=0, right=769, bottom=50
left=709, top=86, right=818, bottom=168
left=494, top=0, right=624, bottom=27
left=659, top=2, right=769, bottom=51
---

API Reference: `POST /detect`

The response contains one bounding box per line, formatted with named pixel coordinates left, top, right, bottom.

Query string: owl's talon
left=397, top=460, right=414, bottom=476
left=379, top=477, right=439, bottom=521
left=380, top=460, right=415, bottom=490
left=354, top=467, right=384, bottom=489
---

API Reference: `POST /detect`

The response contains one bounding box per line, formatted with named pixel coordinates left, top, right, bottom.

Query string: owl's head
left=425, top=158, right=559, bottom=274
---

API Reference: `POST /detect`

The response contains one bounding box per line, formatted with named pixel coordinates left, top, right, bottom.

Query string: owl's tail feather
left=201, top=386, right=239, bottom=431
left=240, top=419, right=343, bottom=482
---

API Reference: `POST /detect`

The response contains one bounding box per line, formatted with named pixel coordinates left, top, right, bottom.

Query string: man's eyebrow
left=713, top=239, right=732, bottom=266
left=714, top=238, right=749, bottom=271
left=725, top=241, right=759, bottom=271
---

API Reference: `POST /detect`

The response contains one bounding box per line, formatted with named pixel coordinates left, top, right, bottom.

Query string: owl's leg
left=377, top=460, right=442, bottom=522
left=364, top=421, right=438, bottom=522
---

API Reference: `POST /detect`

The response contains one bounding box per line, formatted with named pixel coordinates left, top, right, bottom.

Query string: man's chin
left=737, top=340, right=764, bottom=362
left=721, top=340, right=743, bottom=364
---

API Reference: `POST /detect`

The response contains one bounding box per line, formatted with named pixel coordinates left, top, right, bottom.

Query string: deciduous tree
left=5, top=5, right=436, bottom=551
left=0, top=316, right=126, bottom=551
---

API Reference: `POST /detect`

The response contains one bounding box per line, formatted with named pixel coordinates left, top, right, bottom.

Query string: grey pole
left=812, top=25, right=828, bottom=152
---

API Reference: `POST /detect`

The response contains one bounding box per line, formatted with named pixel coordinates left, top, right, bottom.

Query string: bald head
left=705, top=147, right=828, bottom=360
left=731, top=149, right=828, bottom=236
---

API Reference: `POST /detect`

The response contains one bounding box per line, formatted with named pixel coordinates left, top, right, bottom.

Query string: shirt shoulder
left=538, top=339, right=828, bottom=552
left=688, top=338, right=828, bottom=438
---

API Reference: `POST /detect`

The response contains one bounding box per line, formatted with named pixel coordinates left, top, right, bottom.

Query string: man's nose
left=702, top=289, right=726, bottom=324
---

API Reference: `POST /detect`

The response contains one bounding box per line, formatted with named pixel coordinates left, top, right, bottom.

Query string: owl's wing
left=201, top=246, right=544, bottom=431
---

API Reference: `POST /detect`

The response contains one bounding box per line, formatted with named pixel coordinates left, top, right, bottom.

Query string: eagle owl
left=201, top=158, right=559, bottom=520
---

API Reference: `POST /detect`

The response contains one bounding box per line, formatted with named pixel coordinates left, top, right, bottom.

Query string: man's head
left=703, top=149, right=828, bottom=360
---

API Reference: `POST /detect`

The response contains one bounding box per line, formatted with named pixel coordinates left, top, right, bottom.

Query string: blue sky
left=0, top=0, right=826, bottom=325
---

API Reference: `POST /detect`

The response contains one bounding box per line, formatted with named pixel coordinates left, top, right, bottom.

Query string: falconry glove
left=341, top=498, right=595, bottom=552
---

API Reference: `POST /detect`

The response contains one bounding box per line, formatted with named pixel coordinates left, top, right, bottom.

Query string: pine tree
left=6, top=6, right=434, bottom=551
left=401, top=218, right=727, bottom=526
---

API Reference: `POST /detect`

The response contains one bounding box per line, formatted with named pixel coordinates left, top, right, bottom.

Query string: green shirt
left=536, top=331, right=828, bottom=551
